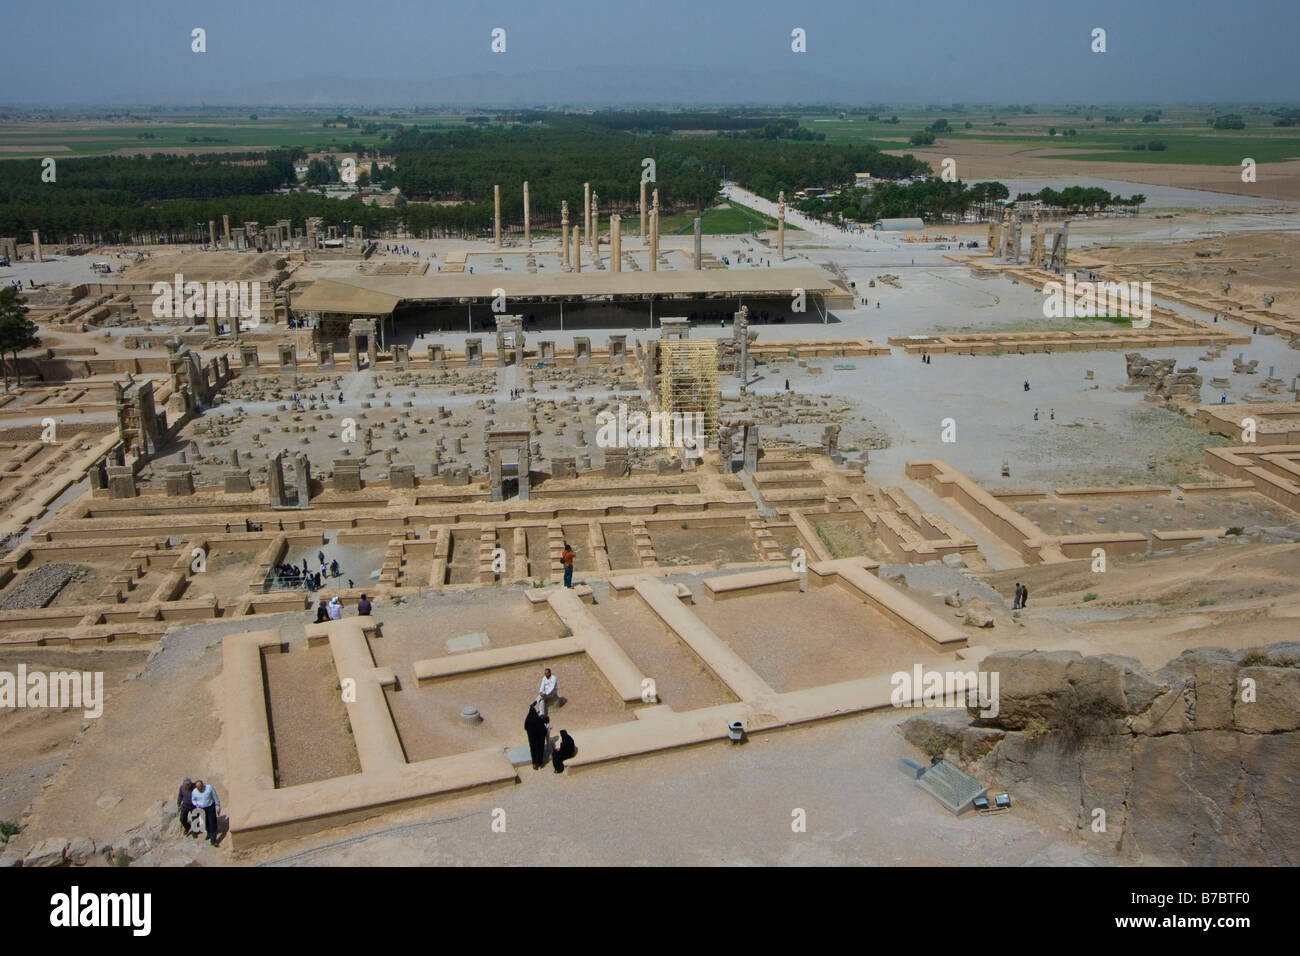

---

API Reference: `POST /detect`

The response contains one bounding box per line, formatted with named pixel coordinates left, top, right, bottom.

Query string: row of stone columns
left=488, top=179, right=667, bottom=271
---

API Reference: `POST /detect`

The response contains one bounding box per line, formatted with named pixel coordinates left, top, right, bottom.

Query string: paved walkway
left=246, top=708, right=1111, bottom=867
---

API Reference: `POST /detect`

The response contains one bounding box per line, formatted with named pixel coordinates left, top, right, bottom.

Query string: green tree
left=0, top=287, right=40, bottom=391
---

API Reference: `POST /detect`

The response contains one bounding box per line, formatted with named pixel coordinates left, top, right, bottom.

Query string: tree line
left=0, top=115, right=931, bottom=242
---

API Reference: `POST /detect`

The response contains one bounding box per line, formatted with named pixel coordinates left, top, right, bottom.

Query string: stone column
left=778, top=191, right=786, bottom=261
left=589, top=192, right=599, bottom=258
left=640, top=180, right=647, bottom=239
left=561, top=200, right=570, bottom=269
left=610, top=215, right=621, bottom=273
left=208, top=220, right=216, bottom=247
left=491, top=184, right=501, bottom=248
left=31, top=230, right=41, bottom=263
left=650, top=189, right=660, bottom=272
left=572, top=226, right=581, bottom=273
left=222, top=214, right=230, bottom=244
left=583, top=182, right=591, bottom=249
left=693, top=217, right=702, bottom=270
left=494, top=184, right=502, bottom=248
left=523, top=181, right=531, bottom=247
left=649, top=210, right=658, bottom=272
left=736, top=306, right=750, bottom=388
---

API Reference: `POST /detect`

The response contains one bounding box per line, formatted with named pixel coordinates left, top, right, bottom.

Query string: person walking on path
left=191, top=779, right=221, bottom=846
left=1013, top=582, right=1023, bottom=610
left=524, top=703, right=548, bottom=770
left=177, top=778, right=195, bottom=834
left=1020, top=585, right=1029, bottom=608
left=561, top=542, right=576, bottom=589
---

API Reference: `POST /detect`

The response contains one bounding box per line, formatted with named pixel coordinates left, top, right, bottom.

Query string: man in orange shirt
left=561, top=542, right=576, bottom=588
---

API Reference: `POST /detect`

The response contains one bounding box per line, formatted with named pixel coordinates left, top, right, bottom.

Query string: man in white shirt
left=537, top=667, right=558, bottom=720
left=191, top=779, right=221, bottom=846
left=327, top=596, right=342, bottom=621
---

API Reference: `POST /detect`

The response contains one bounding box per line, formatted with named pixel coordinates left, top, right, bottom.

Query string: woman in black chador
left=551, top=730, right=577, bottom=774
left=524, top=702, right=548, bottom=770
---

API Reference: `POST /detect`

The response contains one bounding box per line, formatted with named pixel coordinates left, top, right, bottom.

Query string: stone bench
left=702, top=568, right=801, bottom=600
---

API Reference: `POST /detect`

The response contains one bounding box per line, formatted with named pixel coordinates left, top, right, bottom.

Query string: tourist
left=328, top=595, right=342, bottom=620
left=315, top=598, right=329, bottom=622
left=330, top=559, right=340, bottom=577
left=551, top=729, right=577, bottom=773
left=1050, top=409, right=1055, bottom=420
left=177, top=777, right=196, bottom=834
left=561, top=542, right=576, bottom=589
left=190, top=779, right=221, bottom=846
left=1033, top=409, right=1039, bottom=421
left=1013, top=582, right=1023, bottom=610
left=1024, top=380, right=1030, bottom=391
left=524, top=702, right=548, bottom=770
left=318, top=550, right=325, bottom=565
left=357, top=593, right=372, bottom=616
left=1020, top=585, right=1029, bottom=608
left=1221, top=393, right=1227, bottom=404
left=537, top=667, right=558, bottom=719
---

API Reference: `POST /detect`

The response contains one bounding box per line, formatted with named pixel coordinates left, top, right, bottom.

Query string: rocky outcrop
left=901, top=641, right=1300, bottom=865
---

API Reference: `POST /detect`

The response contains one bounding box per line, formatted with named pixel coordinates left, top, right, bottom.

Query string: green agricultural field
left=795, top=109, right=1300, bottom=166
left=0, top=109, right=470, bottom=159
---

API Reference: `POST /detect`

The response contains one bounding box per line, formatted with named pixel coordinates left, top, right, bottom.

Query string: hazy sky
left=8, top=0, right=1298, bottom=106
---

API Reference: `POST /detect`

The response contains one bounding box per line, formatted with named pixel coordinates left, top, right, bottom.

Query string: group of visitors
left=1012, top=582, right=1030, bottom=610
left=312, top=592, right=371, bottom=622
left=383, top=244, right=427, bottom=258
left=176, top=777, right=221, bottom=846
left=524, top=667, right=576, bottom=773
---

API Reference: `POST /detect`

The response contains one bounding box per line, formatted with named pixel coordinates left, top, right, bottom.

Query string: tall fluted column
left=493, top=184, right=501, bottom=248
left=778, top=190, right=786, bottom=261
left=572, top=225, right=581, bottom=273
left=639, top=180, right=647, bottom=239
left=611, top=215, right=621, bottom=273
left=589, top=191, right=598, bottom=258
left=583, top=182, right=591, bottom=249
left=523, top=181, right=531, bottom=247
left=561, top=200, right=570, bottom=269
left=650, top=189, right=660, bottom=272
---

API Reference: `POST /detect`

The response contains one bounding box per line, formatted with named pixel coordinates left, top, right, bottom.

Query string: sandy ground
left=236, top=709, right=1115, bottom=867
left=892, top=139, right=1300, bottom=204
